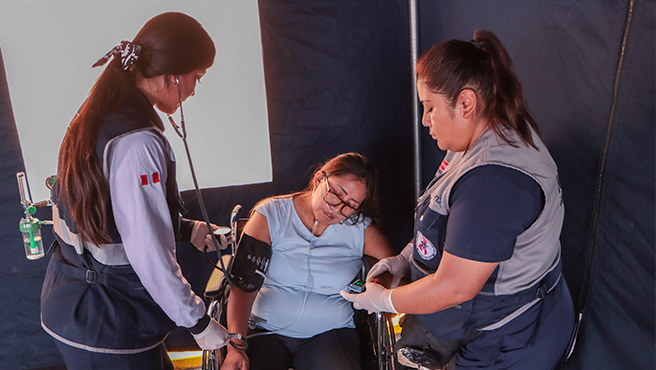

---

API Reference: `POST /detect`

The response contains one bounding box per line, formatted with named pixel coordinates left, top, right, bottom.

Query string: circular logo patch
left=415, top=231, right=437, bottom=260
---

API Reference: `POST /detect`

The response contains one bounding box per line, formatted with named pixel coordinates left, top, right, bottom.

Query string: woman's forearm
left=390, top=252, right=498, bottom=314
left=226, top=287, right=258, bottom=346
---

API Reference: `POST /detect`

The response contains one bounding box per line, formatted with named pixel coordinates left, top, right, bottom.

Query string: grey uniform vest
left=423, top=127, right=563, bottom=294
left=411, top=126, right=564, bottom=338
left=41, top=89, right=183, bottom=352
left=51, top=89, right=185, bottom=266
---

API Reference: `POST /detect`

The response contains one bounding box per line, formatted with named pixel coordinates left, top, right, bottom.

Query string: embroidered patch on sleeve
left=415, top=230, right=437, bottom=260
left=141, top=172, right=160, bottom=186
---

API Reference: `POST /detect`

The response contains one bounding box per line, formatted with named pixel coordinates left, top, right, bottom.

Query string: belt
left=49, top=259, right=111, bottom=285
left=479, top=269, right=562, bottom=331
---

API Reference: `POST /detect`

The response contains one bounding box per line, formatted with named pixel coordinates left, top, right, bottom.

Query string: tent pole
left=409, top=0, right=421, bottom=199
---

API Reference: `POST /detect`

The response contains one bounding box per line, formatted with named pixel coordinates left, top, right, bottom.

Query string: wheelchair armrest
left=204, top=254, right=233, bottom=298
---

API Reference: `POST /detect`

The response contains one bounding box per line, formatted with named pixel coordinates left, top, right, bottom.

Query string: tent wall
left=0, top=1, right=414, bottom=368
left=0, top=47, right=64, bottom=367
left=417, top=1, right=655, bottom=369
left=0, top=1, right=652, bottom=369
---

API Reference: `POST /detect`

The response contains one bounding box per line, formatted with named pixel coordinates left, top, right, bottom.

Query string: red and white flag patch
left=438, top=159, right=450, bottom=175
left=141, top=172, right=160, bottom=186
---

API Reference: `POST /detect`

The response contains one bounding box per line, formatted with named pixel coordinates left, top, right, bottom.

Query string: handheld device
left=348, top=279, right=366, bottom=294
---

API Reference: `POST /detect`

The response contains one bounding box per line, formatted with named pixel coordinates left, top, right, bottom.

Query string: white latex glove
left=191, top=221, right=234, bottom=252
left=366, top=242, right=413, bottom=288
left=192, top=317, right=230, bottom=350
left=340, top=282, right=398, bottom=313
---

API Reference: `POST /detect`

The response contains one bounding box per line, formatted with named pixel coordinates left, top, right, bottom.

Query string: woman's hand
left=366, top=243, right=413, bottom=288
left=221, top=347, right=249, bottom=370
left=341, top=281, right=398, bottom=313
left=191, top=318, right=230, bottom=350
left=191, top=221, right=234, bottom=252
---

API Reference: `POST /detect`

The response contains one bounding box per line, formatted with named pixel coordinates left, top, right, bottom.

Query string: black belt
left=49, top=259, right=111, bottom=285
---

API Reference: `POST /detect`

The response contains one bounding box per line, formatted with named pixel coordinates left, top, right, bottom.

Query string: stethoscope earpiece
left=167, top=75, right=186, bottom=139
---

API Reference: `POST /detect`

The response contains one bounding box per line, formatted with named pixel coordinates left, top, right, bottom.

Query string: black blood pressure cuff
left=229, top=234, right=272, bottom=293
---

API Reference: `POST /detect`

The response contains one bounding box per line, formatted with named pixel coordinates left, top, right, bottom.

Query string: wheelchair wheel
left=375, top=312, right=397, bottom=370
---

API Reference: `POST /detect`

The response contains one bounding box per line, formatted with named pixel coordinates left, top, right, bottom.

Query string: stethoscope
left=166, top=75, right=248, bottom=349
left=167, top=76, right=187, bottom=140
left=166, top=76, right=328, bottom=346
left=166, top=75, right=233, bottom=275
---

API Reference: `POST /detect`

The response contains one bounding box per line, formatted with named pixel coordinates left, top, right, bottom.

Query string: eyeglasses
left=322, top=172, right=360, bottom=219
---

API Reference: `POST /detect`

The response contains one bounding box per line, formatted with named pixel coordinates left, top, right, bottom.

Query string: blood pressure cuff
left=228, top=233, right=271, bottom=293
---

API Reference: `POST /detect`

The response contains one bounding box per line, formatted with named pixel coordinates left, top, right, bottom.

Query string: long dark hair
left=306, top=152, right=381, bottom=225
left=417, top=30, right=540, bottom=148
left=58, top=12, right=215, bottom=246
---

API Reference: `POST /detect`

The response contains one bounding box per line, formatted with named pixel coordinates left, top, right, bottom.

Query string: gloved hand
left=191, top=317, right=230, bottom=350
left=340, top=281, right=398, bottom=313
left=191, top=221, right=234, bottom=252
left=366, top=242, right=413, bottom=288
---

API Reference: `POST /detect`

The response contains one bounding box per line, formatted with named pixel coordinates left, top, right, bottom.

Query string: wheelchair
left=200, top=205, right=243, bottom=370
left=199, top=205, right=398, bottom=370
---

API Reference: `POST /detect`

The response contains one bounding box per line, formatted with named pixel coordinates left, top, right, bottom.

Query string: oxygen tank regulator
left=17, top=172, right=55, bottom=260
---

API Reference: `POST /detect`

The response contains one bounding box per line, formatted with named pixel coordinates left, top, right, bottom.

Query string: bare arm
left=222, top=212, right=271, bottom=370
left=390, top=251, right=498, bottom=314
left=222, top=287, right=258, bottom=370
left=362, top=224, right=394, bottom=267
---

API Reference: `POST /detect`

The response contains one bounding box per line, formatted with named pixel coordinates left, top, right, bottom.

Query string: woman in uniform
left=342, top=31, right=574, bottom=370
left=41, top=12, right=230, bottom=370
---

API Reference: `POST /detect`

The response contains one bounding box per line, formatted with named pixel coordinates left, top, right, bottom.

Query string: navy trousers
left=55, top=340, right=174, bottom=370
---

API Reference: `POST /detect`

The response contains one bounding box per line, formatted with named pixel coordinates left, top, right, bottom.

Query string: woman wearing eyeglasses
left=222, top=152, right=394, bottom=370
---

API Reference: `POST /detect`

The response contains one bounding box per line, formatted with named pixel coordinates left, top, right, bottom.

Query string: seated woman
left=221, top=152, right=394, bottom=370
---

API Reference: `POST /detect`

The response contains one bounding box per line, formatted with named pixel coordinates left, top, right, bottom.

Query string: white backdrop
left=0, top=0, right=272, bottom=203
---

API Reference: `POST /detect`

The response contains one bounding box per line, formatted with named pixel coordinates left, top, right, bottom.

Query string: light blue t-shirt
left=251, top=195, right=370, bottom=338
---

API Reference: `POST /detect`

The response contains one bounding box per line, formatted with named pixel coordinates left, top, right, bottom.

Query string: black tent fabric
left=417, top=1, right=654, bottom=369
left=0, top=1, right=653, bottom=369
left=0, top=1, right=414, bottom=368
left=168, top=0, right=416, bottom=352
left=0, top=48, right=63, bottom=367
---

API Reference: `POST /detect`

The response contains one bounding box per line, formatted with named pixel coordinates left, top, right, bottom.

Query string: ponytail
left=58, top=12, right=215, bottom=246
left=473, top=30, right=539, bottom=148
left=58, top=58, right=135, bottom=246
left=417, top=30, right=540, bottom=148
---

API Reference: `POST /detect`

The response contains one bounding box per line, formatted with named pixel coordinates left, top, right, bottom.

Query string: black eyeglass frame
left=321, top=172, right=364, bottom=223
